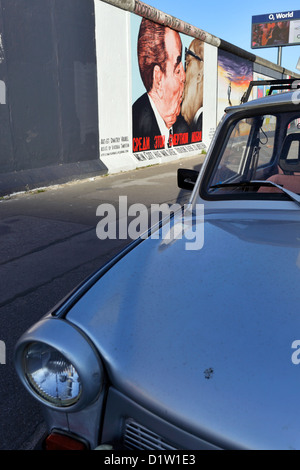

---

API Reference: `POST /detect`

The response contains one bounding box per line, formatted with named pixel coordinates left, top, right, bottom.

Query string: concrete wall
left=0, top=0, right=299, bottom=195
left=95, top=0, right=299, bottom=174
left=0, top=0, right=104, bottom=195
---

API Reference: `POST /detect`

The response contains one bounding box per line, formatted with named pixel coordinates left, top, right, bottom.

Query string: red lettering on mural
left=169, top=132, right=189, bottom=146
left=154, top=135, right=165, bottom=149
left=133, top=137, right=150, bottom=152
left=133, top=137, right=141, bottom=152
left=143, top=136, right=150, bottom=150
left=191, top=131, right=202, bottom=143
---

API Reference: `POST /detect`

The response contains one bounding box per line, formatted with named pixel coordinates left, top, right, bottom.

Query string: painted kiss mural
left=132, top=17, right=204, bottom=158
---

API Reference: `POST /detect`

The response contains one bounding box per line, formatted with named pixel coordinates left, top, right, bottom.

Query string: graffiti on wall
left=217, top=49, right=253, bottom=122
left=131, top=16, right=205, bottom=161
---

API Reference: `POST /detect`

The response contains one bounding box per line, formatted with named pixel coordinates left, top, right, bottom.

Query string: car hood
left=67, top=209, right=300, bottom=450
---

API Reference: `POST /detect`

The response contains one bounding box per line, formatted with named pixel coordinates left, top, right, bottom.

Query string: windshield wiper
left=210, top=180, right=300, bottom=207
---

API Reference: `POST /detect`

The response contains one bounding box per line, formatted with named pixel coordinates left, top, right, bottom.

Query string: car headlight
left=24, top=342, right=82, bottom=407
left=15, top=319, right=104, bottom=411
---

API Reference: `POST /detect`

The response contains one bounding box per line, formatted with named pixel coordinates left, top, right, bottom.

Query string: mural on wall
left=217, top=50, right=253, bottom=123
left=252, top=73, right=272, bottom=99
left=131, top=16, right=205, bottom=161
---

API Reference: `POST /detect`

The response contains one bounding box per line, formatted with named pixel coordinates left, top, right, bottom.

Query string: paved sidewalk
left=0, top=153, right=204, bottom=450
left=0, top=153, right=204, bottom=307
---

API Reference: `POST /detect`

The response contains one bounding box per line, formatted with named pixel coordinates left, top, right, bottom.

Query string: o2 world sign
left=251, top=10, right=300, bottom=49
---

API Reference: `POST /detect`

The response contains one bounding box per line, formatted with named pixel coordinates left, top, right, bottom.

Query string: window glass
left=287, top=118, right=300, bottom=135
left=256, top=115, right=277, bottom=167
left=210, top=118, right=251, bottom=184
left=209, top=114, right=276, bottom=189
left=286, top=140, right=300, bottom=160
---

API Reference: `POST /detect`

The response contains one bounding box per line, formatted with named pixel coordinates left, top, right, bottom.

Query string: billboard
left=251, top=10, right=300, bottom=49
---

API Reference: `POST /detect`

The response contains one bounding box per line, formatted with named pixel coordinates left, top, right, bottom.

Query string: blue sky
left=146, top=0, right=300, bottom=74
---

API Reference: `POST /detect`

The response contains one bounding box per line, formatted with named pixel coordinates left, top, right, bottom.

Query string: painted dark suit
left=132, top=93, right=190, bottom=151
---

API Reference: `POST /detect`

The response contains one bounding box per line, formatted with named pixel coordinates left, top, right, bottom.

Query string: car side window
left=287, top=117, right=300, bottom=135
left=209, top=114, right=277, bottom=188
left=286, top=118, right=300, bottom=161
left=210, top=118, right=252, bottom=185
left=256, top=115, right=277, bottom=168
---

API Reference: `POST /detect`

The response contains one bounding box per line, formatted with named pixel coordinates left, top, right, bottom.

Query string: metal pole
left=277, top=46, right=282, bottom=67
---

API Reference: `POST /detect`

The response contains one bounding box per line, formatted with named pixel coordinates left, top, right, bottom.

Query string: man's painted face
left=181, top=40, right=204, bottom=125
left=160, top=28, right=185, bottom=128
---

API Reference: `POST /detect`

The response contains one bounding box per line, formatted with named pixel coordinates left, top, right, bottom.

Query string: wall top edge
left=100, top=0, right=300, bottom=78
left=100, top=0, right=220, bottom=47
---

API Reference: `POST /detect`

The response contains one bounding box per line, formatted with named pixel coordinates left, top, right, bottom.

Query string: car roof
left=225, top=91, right=299, bottom=114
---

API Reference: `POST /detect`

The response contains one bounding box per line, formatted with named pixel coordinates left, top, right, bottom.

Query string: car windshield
left=206, top=111, right=300, bottom=201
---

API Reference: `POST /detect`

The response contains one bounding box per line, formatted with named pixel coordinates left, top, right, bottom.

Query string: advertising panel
left=131, top=15, right=205, bottom=162
left=252, top=10, right=300, bottom=49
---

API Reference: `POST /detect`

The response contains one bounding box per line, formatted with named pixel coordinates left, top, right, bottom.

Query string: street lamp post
left=277, top=46, right=282, bottom=67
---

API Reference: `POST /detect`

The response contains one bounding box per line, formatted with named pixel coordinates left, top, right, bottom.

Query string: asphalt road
left=0, top=154, right=204, bottom=450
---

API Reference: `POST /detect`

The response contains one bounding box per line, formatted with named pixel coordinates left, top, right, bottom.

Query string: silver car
left=15, top=83, right=300, bottom=450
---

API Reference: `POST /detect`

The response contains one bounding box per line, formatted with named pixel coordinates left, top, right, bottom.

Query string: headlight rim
left=14, top=318, right=104, bottom=412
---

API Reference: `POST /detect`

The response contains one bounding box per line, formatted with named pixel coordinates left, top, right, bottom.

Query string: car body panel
left=66, top=209, right=300, bottom=449
left=14, top=86, right=300, bottom=450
